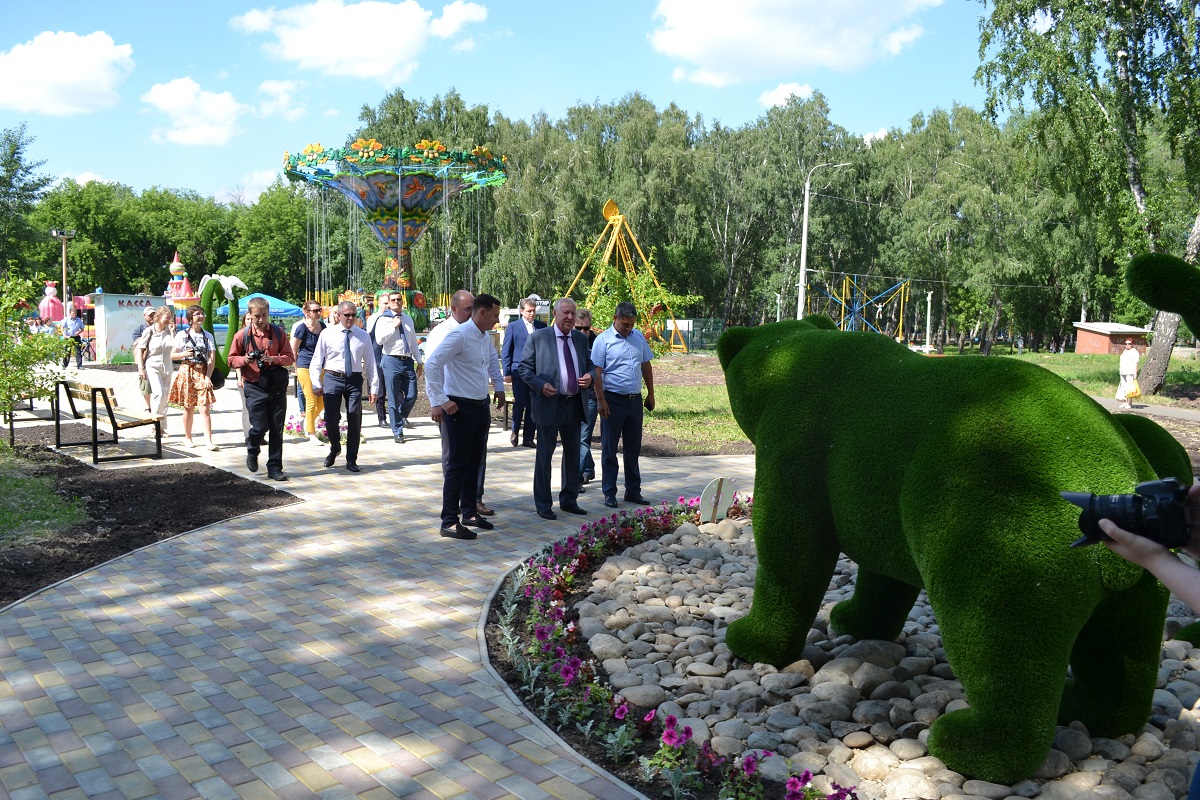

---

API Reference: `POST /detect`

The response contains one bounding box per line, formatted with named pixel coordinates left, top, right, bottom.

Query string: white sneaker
left=183, top=439, right=196, bottom=448
left=208, top=442, right=220, bottom=451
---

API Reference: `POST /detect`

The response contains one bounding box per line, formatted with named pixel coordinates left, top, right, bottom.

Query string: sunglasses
left=340, top=312, right=356, bottom=318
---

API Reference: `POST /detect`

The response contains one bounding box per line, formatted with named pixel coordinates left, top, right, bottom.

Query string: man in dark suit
left=518, top=297, right=600, bottom=520
left=502, top=296, right=545, bottom=447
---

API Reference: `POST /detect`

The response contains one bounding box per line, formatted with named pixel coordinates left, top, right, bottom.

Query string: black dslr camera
left=1060, top=477, right=1193, bottom=549
left=245, top=344, right=267, bottom=367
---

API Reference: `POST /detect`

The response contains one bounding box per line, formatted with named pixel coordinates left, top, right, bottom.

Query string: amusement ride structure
left=566, top=199, right=688, bottom=353
left=285, top=138, right=507, bottom=328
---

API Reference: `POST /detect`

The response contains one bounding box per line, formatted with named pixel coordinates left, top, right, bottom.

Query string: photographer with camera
left=229, top=297, right=295, bottom=481
left=169, top=305, right=219, bottom=450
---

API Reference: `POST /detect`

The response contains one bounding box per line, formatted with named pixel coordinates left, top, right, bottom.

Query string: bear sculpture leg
left=830, top=568, right=922, bottom=642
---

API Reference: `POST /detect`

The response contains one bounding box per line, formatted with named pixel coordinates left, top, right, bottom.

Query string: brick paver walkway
left=0, top=367, right=754, bottom=800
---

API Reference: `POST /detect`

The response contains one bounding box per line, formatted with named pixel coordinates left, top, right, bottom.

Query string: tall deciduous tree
left=0, top=124, right=53, bottom=274
left=979, top=1, right=1200, bottom=391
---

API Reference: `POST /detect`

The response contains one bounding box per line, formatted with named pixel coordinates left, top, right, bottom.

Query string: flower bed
left=486, top=495, right=858, bottom=800
left=284, top=414, right=363, bottom=445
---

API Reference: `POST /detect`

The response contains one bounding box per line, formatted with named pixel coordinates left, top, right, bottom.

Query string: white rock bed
left=577, top=517, right=1200, bottom=800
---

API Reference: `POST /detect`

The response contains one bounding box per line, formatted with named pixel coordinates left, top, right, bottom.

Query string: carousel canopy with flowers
left=284, top=138, right=506, bottom=305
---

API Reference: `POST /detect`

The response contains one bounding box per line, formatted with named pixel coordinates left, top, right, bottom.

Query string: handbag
left=210, top=369, right=227, bottom=391
left=1127, top=378, right=1142, bottom=399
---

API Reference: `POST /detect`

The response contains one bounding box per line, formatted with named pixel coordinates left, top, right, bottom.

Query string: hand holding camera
left=1062, top=477, right=1197, bottom=550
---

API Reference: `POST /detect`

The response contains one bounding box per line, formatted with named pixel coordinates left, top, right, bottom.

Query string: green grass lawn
left=644, top=384, right=746, bottom=451
left=0, top=449, right=87, bottom=550
left=951, top=350, right=1200, bottom=405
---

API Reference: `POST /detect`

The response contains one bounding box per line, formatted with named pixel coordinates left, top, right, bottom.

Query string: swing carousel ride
left=284, top=138, right=506, bottom=329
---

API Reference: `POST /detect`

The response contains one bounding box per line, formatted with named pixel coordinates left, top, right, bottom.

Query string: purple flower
left=742, top=753, right=758, bottom=776
left=663, top=714, right=677, bottom=729
left=534, top=625, right=552, bottom=641
left=680, top=726, right=693, bottom=744
left=661, top=727, right=682, bottom=748
left=644, top=709, right=657, bottom=723
left=614, top=703, right=628, bottom=720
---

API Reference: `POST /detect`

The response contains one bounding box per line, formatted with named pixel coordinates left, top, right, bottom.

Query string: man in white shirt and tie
left=375, top=291, right=422, bottom=443
left=309, top=301, right=378, bottom=472
left=424, top=293, right=507, bottom=539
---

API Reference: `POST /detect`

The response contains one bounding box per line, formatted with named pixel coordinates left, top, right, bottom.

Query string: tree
left=0, top=270, right=69, bottom=424
left=225, top=180, right=310, bottom=301
left=0, top=124, right=53, bottom=276
left=979, top=1, right=1200, bottom=391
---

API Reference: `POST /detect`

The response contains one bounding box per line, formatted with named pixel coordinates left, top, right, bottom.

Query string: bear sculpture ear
left=802, top=315, right=838, bottom=331
left=1126, top=252, right=1200, bottom=334
left=716, top=326, right=754, bottom=371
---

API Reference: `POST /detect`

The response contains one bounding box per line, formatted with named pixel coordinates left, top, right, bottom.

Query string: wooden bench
left=54, top=380, right=163, bottom=464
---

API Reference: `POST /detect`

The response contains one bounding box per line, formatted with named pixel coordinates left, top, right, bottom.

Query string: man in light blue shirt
left=591, top=301, right=656, bottom=508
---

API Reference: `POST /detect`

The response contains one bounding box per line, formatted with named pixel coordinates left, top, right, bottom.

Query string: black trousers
left=441, top=397, right=490, bottom=525
left=244, top=379, right=287, bottom=472
left=323, top=372, right=364, bottom=464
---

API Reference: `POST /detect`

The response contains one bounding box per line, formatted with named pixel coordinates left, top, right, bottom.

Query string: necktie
left=343, top=329, right=353, bottom=373
left=562, top=334, right=576, bottom=395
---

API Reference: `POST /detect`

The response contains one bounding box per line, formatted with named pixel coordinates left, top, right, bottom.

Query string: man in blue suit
left=502, top=296, right=545, bottom=447
left=518, top=297, right=600, bottom=520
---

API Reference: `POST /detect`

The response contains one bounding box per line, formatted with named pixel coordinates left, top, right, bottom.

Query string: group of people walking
left=127, top=291, right=656, bottom=538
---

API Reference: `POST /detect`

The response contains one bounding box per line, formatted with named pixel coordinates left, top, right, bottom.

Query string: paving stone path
left=0, top=366, right=755, bottom=799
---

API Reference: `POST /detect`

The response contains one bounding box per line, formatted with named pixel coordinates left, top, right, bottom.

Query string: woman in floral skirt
left=169, top=304, right=219, bottom=450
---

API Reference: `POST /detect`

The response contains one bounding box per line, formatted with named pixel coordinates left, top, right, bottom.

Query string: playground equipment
left=284, top=138, right=506, bottom=329
left=807, top=273, right=912, bottom=338
left=565, top=199, right=687, bottom=353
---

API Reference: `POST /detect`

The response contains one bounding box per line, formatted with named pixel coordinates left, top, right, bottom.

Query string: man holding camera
left=229, top=296, right=296, bottom=481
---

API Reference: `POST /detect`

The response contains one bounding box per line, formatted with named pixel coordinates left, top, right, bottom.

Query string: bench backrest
left=59, top=380, right=120, bottom=418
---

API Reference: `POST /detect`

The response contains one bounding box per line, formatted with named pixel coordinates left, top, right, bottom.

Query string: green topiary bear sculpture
left=716, top=315, right=1192, bottom=784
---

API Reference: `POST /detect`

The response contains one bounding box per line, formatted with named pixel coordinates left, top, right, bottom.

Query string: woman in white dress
left=1116, top=339, right=1141, bottom=409
left=134, top=307, right=175, bottom=436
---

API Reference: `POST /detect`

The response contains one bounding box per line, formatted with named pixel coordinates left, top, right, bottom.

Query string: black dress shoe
left=267, top=470, right=288, bottom=481
left=462, top=515, right=495, bottom=530
left=510, top=432, right=519, bottom=447
left=560, top=504, right=588, bottom=515
left=623, top=493, right=649, bottom=505
left=522, top=440, right=536, bottom=448
left=246, top=454, right=259, bottom=473
left=476, top=501, right=495, bottom=516
left=536, top=508, right=557, bottom=520
left=577, top=485, right=587, bottom=493
left=440, top=523, right=477, bottom=540
left=323, top=453, right=337, bottom=467
left=394, top=434, right=405, bottom=444
left=604, top=497, right=619, bottom=508
left=346, top=463, right=360, bottom=473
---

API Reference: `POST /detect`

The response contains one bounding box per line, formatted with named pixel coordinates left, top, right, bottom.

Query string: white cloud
left=219, top=169, right=280, bottom=205
left=323, top=108, right=341, bottom=117
left=141, top=78, right=246, bottom=145
left=73, top=172, right=106, bottom=185
left=259, top=79, right=305, bottom=121
left=651, top=0, right=942, bottom=86
left=431, top=1, right=488, bottom=37
left=452, top=36, right=476, bottom=53
left=758, top=82, right=814, bottom=107
left=863, top=127, right=888, bottom=146
left=0, top=31, right=134, bottom=116
left=232, top=0, right=487, bottom=84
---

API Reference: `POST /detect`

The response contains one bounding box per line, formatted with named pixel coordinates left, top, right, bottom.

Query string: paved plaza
left=0, top=366, right=755, bottom=800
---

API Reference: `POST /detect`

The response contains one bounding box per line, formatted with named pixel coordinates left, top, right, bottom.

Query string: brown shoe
left=476, top=501, right=496, bottom=517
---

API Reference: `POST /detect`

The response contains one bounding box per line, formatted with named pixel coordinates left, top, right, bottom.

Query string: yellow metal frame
left=565, top=200, right=687, bottom=352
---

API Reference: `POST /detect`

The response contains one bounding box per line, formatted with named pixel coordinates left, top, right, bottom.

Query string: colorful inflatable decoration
left=284, top=138, right=507, bottom=329
left=38, top=281, right=64, bottom=323
left=164, top=252, right=197, bottom=308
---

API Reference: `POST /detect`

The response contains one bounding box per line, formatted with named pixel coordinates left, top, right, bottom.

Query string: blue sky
left=0, top=0, right=990, bottom=203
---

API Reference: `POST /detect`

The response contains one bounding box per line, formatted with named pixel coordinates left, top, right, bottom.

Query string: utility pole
left=50, top=229, right=77, bottom=301
left=797, top=162, right=849, bottom=319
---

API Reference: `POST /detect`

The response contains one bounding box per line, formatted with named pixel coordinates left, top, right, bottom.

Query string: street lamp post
left=796, top=162, right=849, bottom=319
left=50, top=229, right=77, bottom=301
